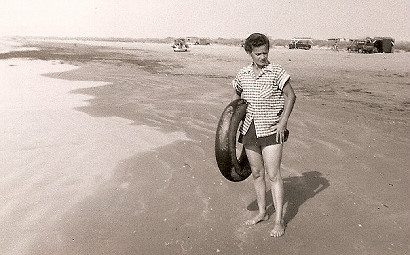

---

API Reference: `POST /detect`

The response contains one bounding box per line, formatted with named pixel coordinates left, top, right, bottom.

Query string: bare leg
left=262, top=144, right=286, bottom=237
left=244, top=145, right=269, bottom=225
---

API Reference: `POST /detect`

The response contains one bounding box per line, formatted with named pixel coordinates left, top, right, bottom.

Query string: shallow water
left=0, top=59, right=188, bottom=254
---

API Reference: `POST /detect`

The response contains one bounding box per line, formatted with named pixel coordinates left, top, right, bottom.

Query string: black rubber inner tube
left=215, top=99, right=251, bottom=182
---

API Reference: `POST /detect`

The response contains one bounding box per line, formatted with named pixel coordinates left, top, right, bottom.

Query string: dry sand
left=0, top=39, right=409, bottom=255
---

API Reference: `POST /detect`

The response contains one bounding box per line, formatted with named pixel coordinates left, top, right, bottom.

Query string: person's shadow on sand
left=247, top=171, right=329, bottom=224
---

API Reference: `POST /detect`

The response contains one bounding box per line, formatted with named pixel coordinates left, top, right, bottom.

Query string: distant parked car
left=288, top=38, right=312, bottom=50
left=347, top=39, right=365, bottom=52
left=347, top=38, right=376, bottom=53
left=172, top=38, right=188, bottom=52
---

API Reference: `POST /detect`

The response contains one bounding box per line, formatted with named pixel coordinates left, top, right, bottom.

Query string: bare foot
left=245, top=213, right=269, bottom=226
left=270, top=222, right=285, bottom=237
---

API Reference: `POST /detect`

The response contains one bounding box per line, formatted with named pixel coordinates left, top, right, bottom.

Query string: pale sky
left=1, top=0, right=409, bottom=41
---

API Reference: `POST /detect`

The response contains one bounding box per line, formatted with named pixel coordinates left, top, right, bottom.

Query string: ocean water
left=0, top=37, right=38, bottom=53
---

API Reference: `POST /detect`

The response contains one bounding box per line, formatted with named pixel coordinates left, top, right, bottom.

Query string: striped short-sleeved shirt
left=232, top=63, right=290, bottom=138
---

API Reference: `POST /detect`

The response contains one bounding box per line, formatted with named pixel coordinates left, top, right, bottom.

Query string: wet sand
left=0, top=39, right=409, bottom=254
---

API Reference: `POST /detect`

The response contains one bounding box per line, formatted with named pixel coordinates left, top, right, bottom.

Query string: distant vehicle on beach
left=347, top=37, right=395, bottom=53
left=288, top=38, right=312, bottom=50
left=347, top=39, right=366, bottom=53
left=172, top=38, right=188, bottom=52
left=185, top=37, right=211, bottom=45
left=347, top=38, right=376, bottom=53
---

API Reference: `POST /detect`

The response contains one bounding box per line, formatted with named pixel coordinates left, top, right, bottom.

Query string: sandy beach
left=0, top=38, right=409, bottom=255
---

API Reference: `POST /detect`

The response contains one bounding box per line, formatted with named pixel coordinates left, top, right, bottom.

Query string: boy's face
left=250, top=44, right=269, bottom=67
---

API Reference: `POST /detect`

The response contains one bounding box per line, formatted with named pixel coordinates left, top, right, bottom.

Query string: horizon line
left=3, top=35, right=409, bottom=43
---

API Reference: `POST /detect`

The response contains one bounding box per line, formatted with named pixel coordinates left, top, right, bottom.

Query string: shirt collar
left=245, top=62, right=274, bottom=74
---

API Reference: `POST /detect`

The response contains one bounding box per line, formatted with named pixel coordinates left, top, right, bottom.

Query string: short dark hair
left=244, top=33, right=270, bottom=53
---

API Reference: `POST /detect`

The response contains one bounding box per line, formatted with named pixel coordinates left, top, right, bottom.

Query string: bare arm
left=275, top=80, right=296, bottom=142
left=232, top=75, right=242, bottom=100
